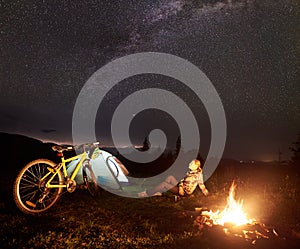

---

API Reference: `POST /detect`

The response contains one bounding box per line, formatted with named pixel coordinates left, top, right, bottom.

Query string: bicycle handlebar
left=74, top=142, right=100, bottom=151
left=52, top=142, right=100, bottom=153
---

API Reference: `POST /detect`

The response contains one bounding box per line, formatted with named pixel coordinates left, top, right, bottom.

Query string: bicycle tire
left=13, top=159, right=63, bottom=215
left=83, top=161, right=99, bottom=197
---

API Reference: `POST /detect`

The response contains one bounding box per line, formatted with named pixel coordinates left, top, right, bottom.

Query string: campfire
left=193, top=182, right=280, bottom=245
left=201, top=182, right=254, bottom=226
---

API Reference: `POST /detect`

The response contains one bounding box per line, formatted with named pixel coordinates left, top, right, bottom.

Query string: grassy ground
left=1, top=166, right=300, bottom=249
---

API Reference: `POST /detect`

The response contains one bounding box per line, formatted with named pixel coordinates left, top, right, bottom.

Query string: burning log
left=194, top=214, right=279, bottom=244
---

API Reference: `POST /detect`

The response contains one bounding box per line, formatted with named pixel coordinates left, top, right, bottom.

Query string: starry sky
left=0, top=0, right=299, bottom=161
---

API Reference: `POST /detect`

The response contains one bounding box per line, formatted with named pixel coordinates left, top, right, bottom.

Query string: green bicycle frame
left=41, top=152, right=89, bottom=188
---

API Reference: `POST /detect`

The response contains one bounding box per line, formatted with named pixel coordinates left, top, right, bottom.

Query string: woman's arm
left=197, top=173, right=209, bottom=196
left=199, top=183, right=209, bottom=196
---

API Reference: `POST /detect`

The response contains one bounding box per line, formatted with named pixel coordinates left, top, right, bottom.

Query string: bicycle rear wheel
left=13, top=159, right=63, bottom=215
left=83, top=161, right=99, bottom=197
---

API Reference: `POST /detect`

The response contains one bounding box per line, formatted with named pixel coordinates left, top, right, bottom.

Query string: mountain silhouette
left=0, top=132, right=60, bottom=208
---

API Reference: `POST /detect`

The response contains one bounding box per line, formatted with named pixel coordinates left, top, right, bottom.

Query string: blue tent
left=90, top=150, right=129, bottom=191
left=66, top=149, right=143, bottom=196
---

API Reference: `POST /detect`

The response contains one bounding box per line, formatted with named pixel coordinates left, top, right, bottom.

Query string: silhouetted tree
left=141, top=136, right=150, bottom=151
left=289, top=133, right=300, bottom=167
left=175, top=135, right=181, bottom=155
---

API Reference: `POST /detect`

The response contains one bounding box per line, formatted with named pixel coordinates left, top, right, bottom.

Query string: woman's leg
left=165, top=175, right=178, bottom=185
left=147, top=175, right=179, bottom=196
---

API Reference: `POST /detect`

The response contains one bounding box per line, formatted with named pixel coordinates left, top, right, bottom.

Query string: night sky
left=1, top=0, right=299, bottom=161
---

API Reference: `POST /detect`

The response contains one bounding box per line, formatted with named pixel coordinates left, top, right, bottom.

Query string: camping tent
left=66, top=150, right=131, bottom=192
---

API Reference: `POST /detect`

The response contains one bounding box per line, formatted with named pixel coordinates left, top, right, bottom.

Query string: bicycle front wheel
left=83, top=162, right=99, bottom=197
left=13, top=159, right=63, bottom=215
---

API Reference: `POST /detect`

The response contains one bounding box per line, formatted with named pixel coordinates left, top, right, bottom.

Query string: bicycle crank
left=66, top=179, right=77, bottom=193
left=38, top=188, right=50, bottom=203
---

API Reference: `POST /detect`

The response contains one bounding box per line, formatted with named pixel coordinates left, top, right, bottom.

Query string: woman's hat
left=189, top=159, right=201, bottom=171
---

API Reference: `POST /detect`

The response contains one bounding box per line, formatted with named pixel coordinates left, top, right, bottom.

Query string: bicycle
left=13, top=142, right=100, bottom=215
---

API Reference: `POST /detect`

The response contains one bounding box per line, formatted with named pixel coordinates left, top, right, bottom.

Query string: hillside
left=0, top=132, right=299, bottom=248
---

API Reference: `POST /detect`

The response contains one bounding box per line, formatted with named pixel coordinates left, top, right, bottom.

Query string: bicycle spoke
left=20, top=176, right=37, bottom=186
left=37, top=164, right=42, bottom=179
left=40, top=202, right=45, bottom=209
left=21, top=189, right=39, bottom=200
left=19, top=183, right=37, bottom=190
left=27, top=167, right=40, bottom=182
left=41, top=165, right=46, bottom=178
left=23, top=171, right=37, bottom=183
left=44, top=193, right=56, bottom=203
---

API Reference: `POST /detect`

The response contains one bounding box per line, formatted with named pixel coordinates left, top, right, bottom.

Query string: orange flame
left=203, top=182, right=253, bottom=226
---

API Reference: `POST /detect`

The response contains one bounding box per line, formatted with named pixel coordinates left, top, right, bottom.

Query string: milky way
left=0, top=0, right=299, bottom=161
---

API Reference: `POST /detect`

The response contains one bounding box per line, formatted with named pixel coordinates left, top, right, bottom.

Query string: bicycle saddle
left=52, top=145, right=73, bottom=152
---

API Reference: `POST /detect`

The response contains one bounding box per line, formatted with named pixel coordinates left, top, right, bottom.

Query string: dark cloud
left=41, top=129, right=56, bottom=133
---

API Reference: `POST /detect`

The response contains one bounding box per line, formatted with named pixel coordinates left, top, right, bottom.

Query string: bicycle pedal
left=26, top=201, right=36, bottom=208
left=79, top=185, right=88, bottom=190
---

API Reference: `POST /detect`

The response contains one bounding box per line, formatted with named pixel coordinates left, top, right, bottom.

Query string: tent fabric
left=91, top=151, right=127, bottom=190
left=66, top=150, right=130, bottom=191
left=66, top=158, right=84, bottom=184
